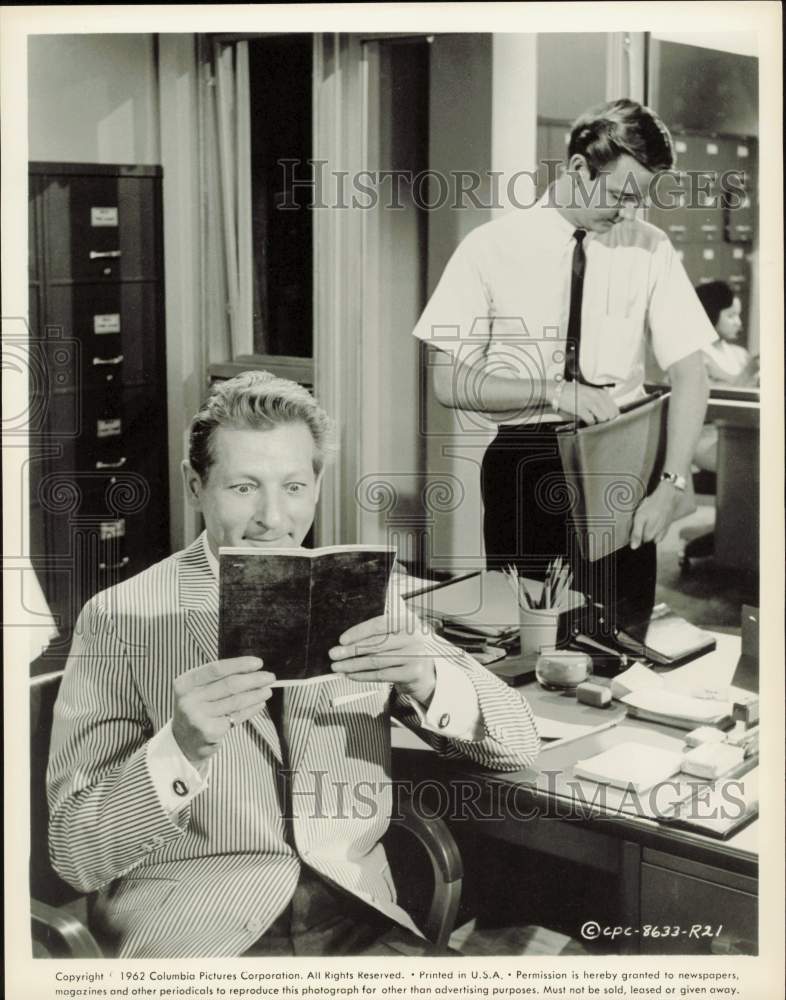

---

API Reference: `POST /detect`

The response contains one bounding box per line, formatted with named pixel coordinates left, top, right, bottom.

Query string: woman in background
left=693, top=280, right=758, bottom=472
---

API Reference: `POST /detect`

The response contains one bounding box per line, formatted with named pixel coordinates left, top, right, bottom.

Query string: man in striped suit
left=48, top=371, right=540, bottom=958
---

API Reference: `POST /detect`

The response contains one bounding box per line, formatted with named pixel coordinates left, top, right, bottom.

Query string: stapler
left=565, top=601, right=635, bottom=677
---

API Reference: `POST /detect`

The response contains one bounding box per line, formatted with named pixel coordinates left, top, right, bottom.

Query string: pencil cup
left=519, top=606, right=560, bottom=656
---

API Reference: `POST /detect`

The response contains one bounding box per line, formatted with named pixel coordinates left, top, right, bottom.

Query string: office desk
left=393, top=634, right=758, bottom=955
left=706, top=390, right=759, bottom=574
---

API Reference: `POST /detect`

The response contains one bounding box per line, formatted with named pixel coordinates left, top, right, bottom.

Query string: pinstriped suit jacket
left=47, top=537, right=540, bottom=958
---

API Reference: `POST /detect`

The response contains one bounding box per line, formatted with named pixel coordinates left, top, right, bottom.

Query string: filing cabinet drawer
left=675, top=244, right=723, bottom=286
left=640, top=862, right=757, bottom=955
left=39, top=409, right=165, bottom=478
left=46, top=281, right=162, bottom=387
left=715, top=243, right=751, bottom=295
left=42, top=173, right=161, bottom=282
left=713, top=136, right=757, bottom=194
left=724, top=190, right=755, bottom=243
left=672, top=134, right=723, bottom=187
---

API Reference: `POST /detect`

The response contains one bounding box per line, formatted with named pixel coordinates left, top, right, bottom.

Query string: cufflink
left=438, top=712, right=451, bottom=729
left=172, top=779, right=189, bottom=797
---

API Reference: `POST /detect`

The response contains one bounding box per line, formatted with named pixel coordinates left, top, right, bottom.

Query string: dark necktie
left=563, top=231, right=615, bottom=388
left=267, top=688, right=295, bottom=839
left=564, top=229, right=587, bottom=383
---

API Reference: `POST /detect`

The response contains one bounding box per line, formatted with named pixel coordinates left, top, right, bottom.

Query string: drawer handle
left=92, top=354, right=124, bottom=367
left=96, top=457, right=127, bottom=469
left=89, top=250, right=122, bottom=260
left=99, top=556, right=130, bottom=571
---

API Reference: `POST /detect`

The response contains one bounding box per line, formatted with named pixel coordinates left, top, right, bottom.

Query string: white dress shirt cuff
left=408, top=657, right=484, bottom=741
left=146, top=720, right=211, bottom=817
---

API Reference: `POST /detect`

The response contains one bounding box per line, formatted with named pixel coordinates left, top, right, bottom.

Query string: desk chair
left=30, top=672, right=463, bottom=958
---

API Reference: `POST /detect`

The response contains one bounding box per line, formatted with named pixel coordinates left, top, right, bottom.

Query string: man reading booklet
left=48, top=370, right=540, bottom=959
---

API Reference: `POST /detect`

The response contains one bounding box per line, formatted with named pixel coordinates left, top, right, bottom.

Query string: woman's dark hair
left=695, top=280, right=735, bottom=328
left=568, top=99, right=675, bottom=177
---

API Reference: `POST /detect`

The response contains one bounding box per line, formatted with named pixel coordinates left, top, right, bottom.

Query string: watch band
left=660, top=471, right=687, bottom=492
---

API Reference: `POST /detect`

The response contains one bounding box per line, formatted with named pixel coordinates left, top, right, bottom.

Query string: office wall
left=360, top=42, right=429, bottom=562
left=425, top=34, right=537, bottom=572
left=537, top=33, right=607, bottom=120
left=28, top=34, right=160, bottom=163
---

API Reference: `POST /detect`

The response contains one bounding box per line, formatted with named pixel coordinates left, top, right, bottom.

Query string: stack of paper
left=621, top=689, right=733, bottom=729
left=610, top=663, right=663, bottom=700
left=574, top=742, right=684, bottom=793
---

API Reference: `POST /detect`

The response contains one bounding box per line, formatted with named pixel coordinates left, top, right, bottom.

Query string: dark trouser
left=244, top=866, right=450, bottom=957
left=481, top=424, right=656, bottom=625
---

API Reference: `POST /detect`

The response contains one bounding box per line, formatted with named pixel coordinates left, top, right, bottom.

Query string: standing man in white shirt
left=47, top=370, right=539, bottom=958
left=413, top=99, right=715, bottom=622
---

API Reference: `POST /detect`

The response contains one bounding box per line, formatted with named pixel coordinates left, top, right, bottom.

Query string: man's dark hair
left=567, top=99, right=675, bottom=177
left=695, top=280, right=735, bottom=328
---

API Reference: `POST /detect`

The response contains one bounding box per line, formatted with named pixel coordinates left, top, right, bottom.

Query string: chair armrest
left=31, top=898, right=103, bottom=958
left=392, top=794, right=463, bottom=884
left=389, top=792, right=463, bottom=949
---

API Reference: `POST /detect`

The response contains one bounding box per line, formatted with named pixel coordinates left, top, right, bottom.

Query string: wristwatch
left=660, top=471, right=687, bottom=492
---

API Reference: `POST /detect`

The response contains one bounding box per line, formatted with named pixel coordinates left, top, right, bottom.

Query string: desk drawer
left=640, top=862, right=757, bottom=955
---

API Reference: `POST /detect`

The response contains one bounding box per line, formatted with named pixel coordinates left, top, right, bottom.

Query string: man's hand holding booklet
left=219, top=544, right=394, bottom=683
left=219, top=544, right=440, bottom=704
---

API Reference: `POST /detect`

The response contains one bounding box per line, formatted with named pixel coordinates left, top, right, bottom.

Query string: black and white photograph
left=3, top=3, right=783, bottom=996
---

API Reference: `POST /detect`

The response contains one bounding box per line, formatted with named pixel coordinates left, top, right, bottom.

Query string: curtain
left=198, top=38, right=254, bottom=363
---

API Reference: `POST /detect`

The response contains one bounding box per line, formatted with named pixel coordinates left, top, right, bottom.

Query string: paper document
left=621, top=688, right=732, bottom=727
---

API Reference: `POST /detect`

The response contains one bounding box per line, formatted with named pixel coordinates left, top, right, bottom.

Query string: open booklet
left=219, top=545, right=395, bottom=686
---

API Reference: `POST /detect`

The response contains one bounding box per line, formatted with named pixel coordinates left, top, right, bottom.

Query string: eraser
left=576, top=682, right=612, bottom=708
left=684, top=725, right=727, bottom=748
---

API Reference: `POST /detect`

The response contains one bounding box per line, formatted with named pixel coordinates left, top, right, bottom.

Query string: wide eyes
left=230, top=482, right=307, bottom=496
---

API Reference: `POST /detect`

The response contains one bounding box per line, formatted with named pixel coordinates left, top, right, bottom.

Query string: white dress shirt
left=412, top=195, right=717, bottom=423
left=147, top=534, right=484, bottom=816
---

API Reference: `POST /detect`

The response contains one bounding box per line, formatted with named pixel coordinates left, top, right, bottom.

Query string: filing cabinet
left=648, top=131, right=757, bottom=335
left=28, top=163, right=169, bottom=647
